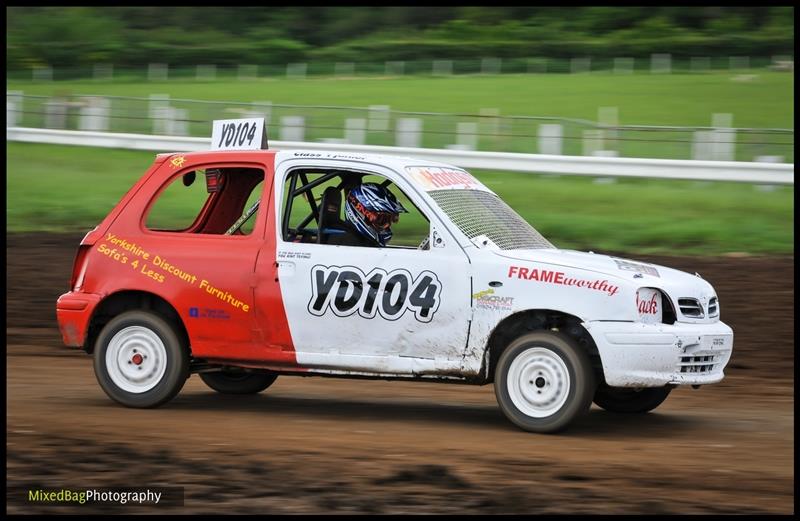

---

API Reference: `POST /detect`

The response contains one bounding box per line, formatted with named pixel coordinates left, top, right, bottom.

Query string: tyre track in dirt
left=6, top=233, right=794, bottom=514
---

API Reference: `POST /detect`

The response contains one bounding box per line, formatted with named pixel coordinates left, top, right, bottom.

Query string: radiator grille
left=679, top=353, right=718, bottom=373
left=708, top=297, right=718, bottom=317
left=678, top=298, right=704, bottom=318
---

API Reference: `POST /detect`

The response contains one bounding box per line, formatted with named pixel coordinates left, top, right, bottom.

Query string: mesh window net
left=429, top=189, right=555, bottom=250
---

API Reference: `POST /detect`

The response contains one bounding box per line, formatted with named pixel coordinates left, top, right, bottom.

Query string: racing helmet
left=343, top=182, right=407, bottom=246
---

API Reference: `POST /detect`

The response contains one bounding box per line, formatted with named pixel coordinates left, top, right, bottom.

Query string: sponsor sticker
left=472, top=288, right=513, bottom=311
left=169, top=156, right=186, bottom=169
left=636, top=288, right=662, bottom=323
left=188, top=307, right=231, bottom=320
left=406, top=166, right=491, bottom=192
left=508, top=265, right=619, bottom=296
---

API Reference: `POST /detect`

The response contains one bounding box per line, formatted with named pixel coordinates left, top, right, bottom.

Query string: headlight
left=636, top=288, right=662, bottom=324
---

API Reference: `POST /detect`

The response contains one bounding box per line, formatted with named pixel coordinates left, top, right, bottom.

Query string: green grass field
left=8, top=72, right=794, bottom=127
left=8, top=72, right=794, bottom=161
left=7, top=142, right=793, bottom=255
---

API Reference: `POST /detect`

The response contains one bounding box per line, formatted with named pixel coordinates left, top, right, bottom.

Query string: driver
left=328, top=182, right=407, bottom=247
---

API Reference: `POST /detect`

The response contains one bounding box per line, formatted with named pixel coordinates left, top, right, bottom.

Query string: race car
left=56, top=118, right=734, bottom=433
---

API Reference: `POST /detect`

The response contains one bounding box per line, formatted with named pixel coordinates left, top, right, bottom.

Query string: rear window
left=145, top=167, right=265, bottom=235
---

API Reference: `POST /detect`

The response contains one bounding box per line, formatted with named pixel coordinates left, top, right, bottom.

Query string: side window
left=282, top=169, right=430, bottom=249
left=146, top=167, right=265, bottom=235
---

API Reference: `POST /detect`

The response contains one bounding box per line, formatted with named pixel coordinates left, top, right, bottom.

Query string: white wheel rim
left=507, top=347, right=571, bottom=418
left=105, top=325, right=168, bottom=394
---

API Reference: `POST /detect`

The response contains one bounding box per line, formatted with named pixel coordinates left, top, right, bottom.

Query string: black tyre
left=593, top=385, right=672, bottom=414
left=200, top=371, right=278, bottom=395
left=93, top=310, right=189, bottom=408
left=494, top=331, right=596, bottom=433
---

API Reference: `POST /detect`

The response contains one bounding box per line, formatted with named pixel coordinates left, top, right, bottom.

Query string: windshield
left=429, top=189, right=554, bottom=250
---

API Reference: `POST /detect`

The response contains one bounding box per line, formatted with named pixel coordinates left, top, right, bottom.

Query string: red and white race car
left=56, top=118, right=734, bottom=433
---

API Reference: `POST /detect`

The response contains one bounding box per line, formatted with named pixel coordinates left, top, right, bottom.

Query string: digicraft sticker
left=508, top=265, right=619, bottom=296
left=308, top=265, right=441, bottom=322
left=472, top=288, right=514, bottom=311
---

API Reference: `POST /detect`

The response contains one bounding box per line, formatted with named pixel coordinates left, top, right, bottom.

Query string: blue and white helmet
left=343, top=183, right=407, bottom=246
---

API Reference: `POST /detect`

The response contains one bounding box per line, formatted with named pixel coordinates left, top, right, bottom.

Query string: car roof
left=158, top=148, right=459, bottom=171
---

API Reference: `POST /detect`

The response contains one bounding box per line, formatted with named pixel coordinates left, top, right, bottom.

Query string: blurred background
left=6, top=7, right=794, bottom=514
left=6, top=5, right=794, bottom=255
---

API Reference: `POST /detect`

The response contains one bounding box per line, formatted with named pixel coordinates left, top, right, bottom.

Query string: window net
left=429, top=189, right=554, bottom=250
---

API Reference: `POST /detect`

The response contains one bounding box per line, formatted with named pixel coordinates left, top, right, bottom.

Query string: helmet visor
left=348, top=192, right=400, bottom=230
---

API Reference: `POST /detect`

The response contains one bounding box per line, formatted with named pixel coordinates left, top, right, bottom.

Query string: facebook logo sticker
left=189, top=307, right=199, bottom=318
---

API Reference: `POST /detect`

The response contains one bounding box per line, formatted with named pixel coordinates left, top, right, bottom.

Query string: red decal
left=636, top=293, right=659, bottom=314
left=508, top=265, right=619, bottom=296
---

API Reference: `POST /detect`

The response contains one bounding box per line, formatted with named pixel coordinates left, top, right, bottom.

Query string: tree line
left=7, top=6, right=794, bottom=69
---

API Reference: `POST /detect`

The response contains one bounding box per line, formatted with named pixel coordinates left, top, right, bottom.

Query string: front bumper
left=584, top=320, right=733, bottom=387
left=56, top=291, right=102, bottom=348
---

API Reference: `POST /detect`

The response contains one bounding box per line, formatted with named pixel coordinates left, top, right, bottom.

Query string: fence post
left=690, top=57, right=711, bottom=72
left=711, top=113, right=735, bottom=161
left=538, top=124, right=563, bottom=155
left=149, top=94, right=170, bottom=134
left=729, top=56, right=750, bottom=70
left=238, top=64, right=257, bottom=80
left=345, top=118, right=367, bottom=145
left=692, top=131, right=713, bottom=160
left=385, top=61, right=405, bottom=76
left=368, top=105, right=391, bottom=132
left=651, top=54, right=671, bottom=74
left=396, top=118, right=422, bottom=148
left=613, top=57, right=634, bottom=74
left=148, top=63, right=168, bottom=81
left=243, top=102, right=272, bottom=129
left=33, top=66, right=53, bottom=82
left=571, top=57, right=590, bottom=74
left=453, top=122, right=478, bottom=150
left=196, top=65, right=217, bottom=81
left=6, top=91, right=23, bottom=127
left=432, top=60, right=453, bottom=76
left=93, top=63, right=113, bottom=81
left=334, top=62, right=355, bottom=76
left=598, top=106, right=619, bottom=154
left=44, top=98, right=68, bottom=129
left=79, top=96, right=111, bottom=132
left=481, top=58, right=501, bottom=75
left=280, top=116, right=306, bottom=141
left=286, top=63, right=308, bottom=79
left=582, top=129, right=604, bottom=156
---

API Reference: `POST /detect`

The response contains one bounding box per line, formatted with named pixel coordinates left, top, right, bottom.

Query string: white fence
left=6, top=127, right=794, bottom=185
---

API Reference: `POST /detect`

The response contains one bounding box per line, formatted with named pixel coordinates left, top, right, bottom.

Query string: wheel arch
left=84, top=290, right=190, bottom=355
left=481, top=309, right=602, bottom=384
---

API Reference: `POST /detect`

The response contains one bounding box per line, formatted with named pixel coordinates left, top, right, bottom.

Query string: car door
left=112, top=155, right=270, bottom=358
left=268, top=157, right=472, bottom=376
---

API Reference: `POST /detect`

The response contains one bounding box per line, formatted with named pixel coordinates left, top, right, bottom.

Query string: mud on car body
left=56, top=118, right=734, bottom=433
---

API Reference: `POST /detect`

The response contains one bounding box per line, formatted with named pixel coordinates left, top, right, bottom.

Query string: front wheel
left=593, top=385, right=672, bottom=413
left=93, top=310, right=189, bottom=408
left=494, top=331, right=596, bottom=433
left=200, top=371, right=278, bottom=395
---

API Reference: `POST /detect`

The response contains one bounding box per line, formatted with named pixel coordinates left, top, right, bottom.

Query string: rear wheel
left=200, top=371, right=278, bottom=395
left=494, top=331, right=596, bottom=433
left=593, top=385, right=672, bottom=413
left=93, top=310, right=189, bottom=408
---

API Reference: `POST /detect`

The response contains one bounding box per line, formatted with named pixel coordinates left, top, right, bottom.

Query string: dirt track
left=6, top=233, right=795, bottom=514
